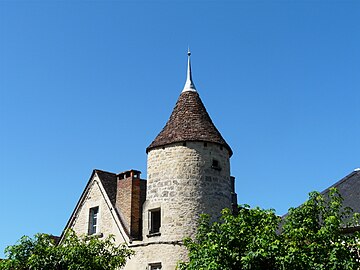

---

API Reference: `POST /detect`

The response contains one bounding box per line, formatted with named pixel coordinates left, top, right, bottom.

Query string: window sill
left=147, top=232, right=161, bottom=238
left=86, top=232, right=103, bottom=239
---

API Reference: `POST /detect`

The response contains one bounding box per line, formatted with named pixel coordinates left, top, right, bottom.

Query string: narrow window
left=89, top=206, right=99, bottom=235
left=211, top=159, right=221, bottom=171
left=149, top=208, right=161, bottom=234
left=149, top=263, right=162, bottom=270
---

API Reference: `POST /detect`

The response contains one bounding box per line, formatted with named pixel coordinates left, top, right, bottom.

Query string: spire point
left=182, top=48, right=196, bottom=93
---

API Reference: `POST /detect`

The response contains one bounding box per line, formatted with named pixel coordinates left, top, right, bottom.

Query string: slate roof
left=95, top=170, right=117, bottom=205
left=146, top=91, right=233, bottom=156
left=281, top=169, right=360, bottom=222
left=321, top=169, right=360, bottom=214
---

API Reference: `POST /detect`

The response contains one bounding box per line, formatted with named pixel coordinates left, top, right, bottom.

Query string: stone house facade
left=61, top=51, right=238, bottom=269
left=60, top=51, right=360, bottom=269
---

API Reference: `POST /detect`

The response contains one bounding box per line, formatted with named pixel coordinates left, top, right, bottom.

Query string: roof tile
left=146, top=91, right=232, bottom=156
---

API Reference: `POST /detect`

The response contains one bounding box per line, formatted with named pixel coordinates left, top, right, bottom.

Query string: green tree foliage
left=179, top=188, right=360, bottom=270
left=0, top=230, right=134, bottom=270
left=280, top=189, right=360, bottom=270
left=178, top=207, right=280, bottom=270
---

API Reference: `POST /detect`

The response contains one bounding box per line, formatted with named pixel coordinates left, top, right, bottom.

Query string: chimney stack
left=116, top=170, right=145, bottom=240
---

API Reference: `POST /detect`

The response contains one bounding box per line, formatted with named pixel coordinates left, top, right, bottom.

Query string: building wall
left=123, top=141, right=232, bottom=269
left=70, top=175, right=128, bottom=244
left=144, top=141, right=232, bottom=239
left=125, top=244, right=187, bottom=270
left=70, top=142, right=232, bottom=269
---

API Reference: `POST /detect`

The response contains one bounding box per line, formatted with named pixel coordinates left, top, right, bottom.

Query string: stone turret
left=130, top=51, right=236, bottom=269
left=146, top=50, right=232, bottom=156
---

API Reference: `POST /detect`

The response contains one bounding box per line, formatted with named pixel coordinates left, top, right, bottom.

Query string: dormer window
left=88, top=206, right=99, bottom=235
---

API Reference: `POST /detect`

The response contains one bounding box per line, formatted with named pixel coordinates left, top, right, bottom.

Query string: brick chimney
left=116, top=170, right=146, bottom=240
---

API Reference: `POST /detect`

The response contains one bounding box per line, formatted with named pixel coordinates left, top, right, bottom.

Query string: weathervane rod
left=182, top=48, right=197, bottom=92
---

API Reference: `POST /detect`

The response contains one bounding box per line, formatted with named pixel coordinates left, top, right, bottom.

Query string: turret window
left=149, top=208, right=161, bottom=235
left=211, top=159, right=221, bottom=171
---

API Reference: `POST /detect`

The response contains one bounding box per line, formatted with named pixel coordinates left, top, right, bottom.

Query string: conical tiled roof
left=146, top=90, right=232, bottom=156
left=147, top=51, right=232, bottom=156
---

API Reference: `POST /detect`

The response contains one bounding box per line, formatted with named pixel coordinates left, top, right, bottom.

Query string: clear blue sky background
left=1, top=0, right=359, bottom=257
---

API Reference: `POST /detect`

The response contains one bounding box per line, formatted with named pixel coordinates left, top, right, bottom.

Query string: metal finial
left=182, top=49, right=196, bottom=93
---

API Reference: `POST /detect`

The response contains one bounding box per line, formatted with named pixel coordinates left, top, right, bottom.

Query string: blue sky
left=1, top=0, right=360, bottom=257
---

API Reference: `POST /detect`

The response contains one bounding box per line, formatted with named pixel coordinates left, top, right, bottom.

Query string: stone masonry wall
left=71, top=175, right=127, bottom=244
left=123, top=141, right=232, bottom=269
left=144, top=141, right=232, bottom=240
left=125, top=243, right=188, bottom=270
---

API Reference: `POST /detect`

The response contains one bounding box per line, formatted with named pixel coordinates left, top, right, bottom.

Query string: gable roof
left=96, top=170, right=117, bottom=205
left=146, top=91, right=232, bottom=156
left=60, top=169, right=131, bottom=243
left=282, top=169, right=360, bottom=221
left=320, top=169, right=360, bottom=213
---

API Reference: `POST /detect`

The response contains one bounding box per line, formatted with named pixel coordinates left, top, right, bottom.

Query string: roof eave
left=146, top=139, right=233, bottom=157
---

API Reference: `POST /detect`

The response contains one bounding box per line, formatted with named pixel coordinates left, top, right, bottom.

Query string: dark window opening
left=149, top=209, right=161, bottom=234
left=183, top=142, right=187, bottom=146
left=211, top=159, right=221, bottom=171
left=204, top=142, right=207, bottom=147
left=88, top=206, right=99, bottom=235
left=149, top=263, right=162, bottom=270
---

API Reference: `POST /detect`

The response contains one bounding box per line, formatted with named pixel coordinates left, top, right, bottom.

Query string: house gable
left=60, top=170, right=130, bottom=244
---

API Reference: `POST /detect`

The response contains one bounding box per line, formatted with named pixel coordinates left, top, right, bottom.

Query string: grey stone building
left=61, top=51, right=237, bottom=269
